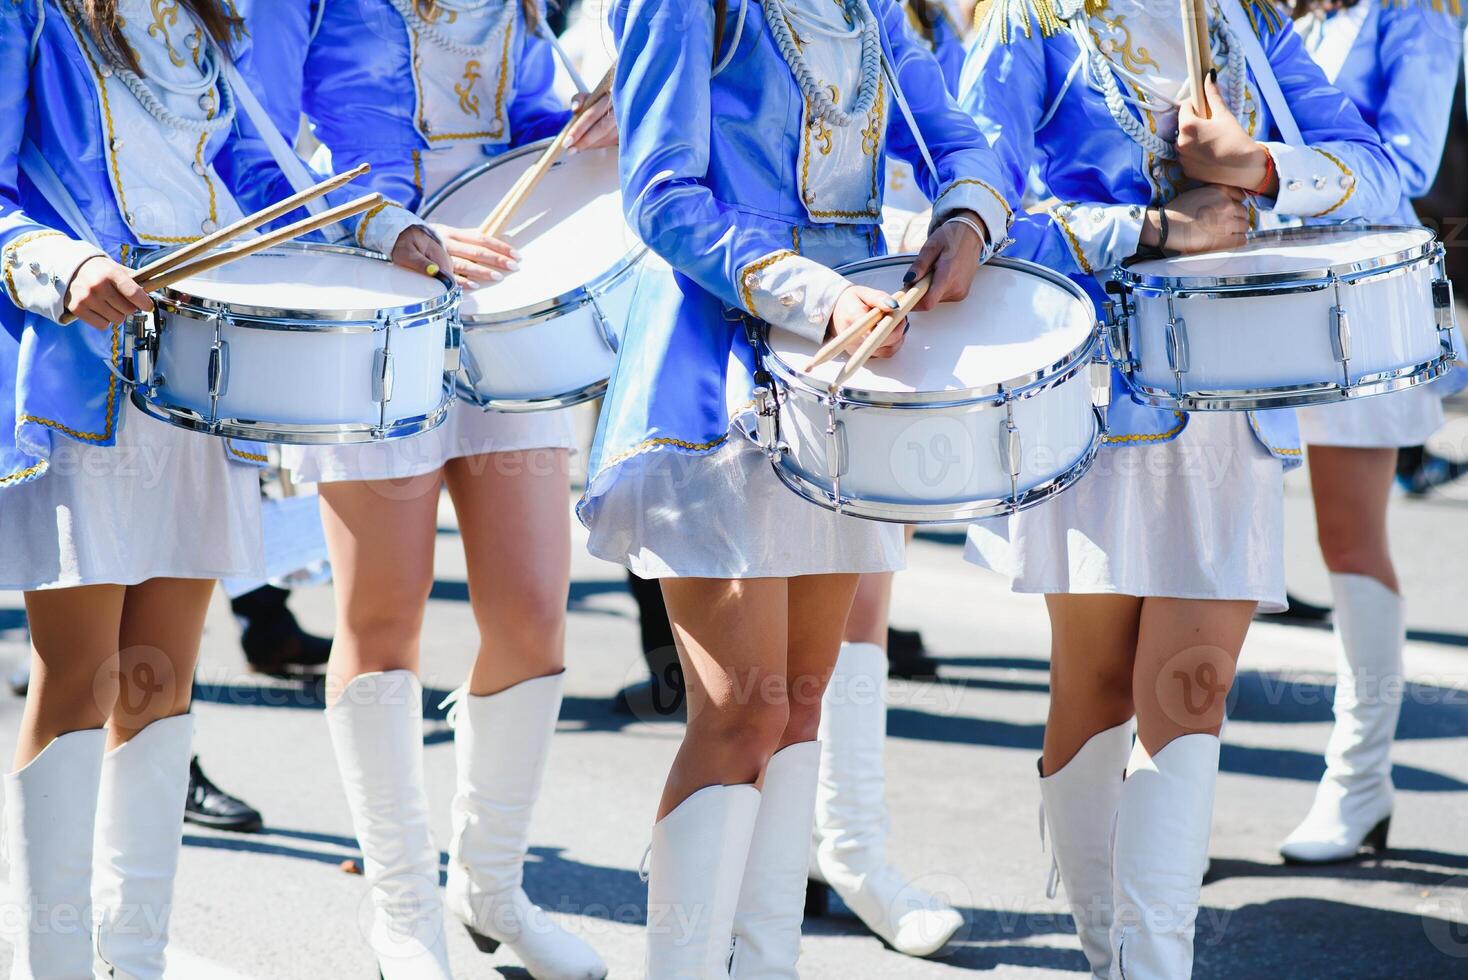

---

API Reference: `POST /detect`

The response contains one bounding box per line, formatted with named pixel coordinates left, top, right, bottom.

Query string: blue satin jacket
left=245, top=0, right=571, bottom=213
left=579, top=0, right=1014, bottom=528
left=960, top=0, right=1402, bottom=461
left=0, top=2, right=392, bottom=487
left=1303, top=0, right=1463, bottom=225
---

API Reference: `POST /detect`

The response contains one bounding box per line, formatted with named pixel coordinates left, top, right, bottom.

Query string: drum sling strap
left=1215, top=0, right=1304, bottom=147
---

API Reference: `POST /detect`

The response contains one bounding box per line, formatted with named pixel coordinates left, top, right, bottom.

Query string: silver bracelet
left=944, top=213, right=1006, bottom=263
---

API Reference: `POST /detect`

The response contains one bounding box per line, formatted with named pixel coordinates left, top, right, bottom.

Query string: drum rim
left=1118, top=224, right=1437, bottom=293
left=766, top=405, right=1107, bottom=525
left=419, top=139, right=648, bottom=327
left=136, top=242, right=460, bottom=326
left=760, top=254, right=1101, bottom=407
left=1126, top=349, right=1457, bottom=412
left=128, top=380, right=456, bottom=445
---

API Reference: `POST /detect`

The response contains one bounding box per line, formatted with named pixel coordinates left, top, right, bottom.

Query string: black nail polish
left=902, top=270, right=916, bottom=285
left=1208, top=68, right=1217, bottom=82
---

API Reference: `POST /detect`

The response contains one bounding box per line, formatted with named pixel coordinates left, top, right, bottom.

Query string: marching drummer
left=582, top=0, right=1011, bottom=974
left=0, top=2, right=437, bottom=977
left=802, top=0, right=984, bottom=961
left=1278, top=0, right=1465, bottom=866
left=959, top=2, right=1400, bottom=977
left=246, top=1, right=614, bottom=976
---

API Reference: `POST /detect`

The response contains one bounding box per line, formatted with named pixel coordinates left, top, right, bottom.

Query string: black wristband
left=1155, top=206, right=1171, bottom=255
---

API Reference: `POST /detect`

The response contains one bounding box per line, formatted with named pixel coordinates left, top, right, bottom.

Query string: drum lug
left=443, top=314, right=462, bottom=374
left=1000, top=401, right=1022, bottom=509
left=1164, top=316, right=1189, bottom=385
left=1330, top=307, right=1352, bottom=364
left=824, top=398, right=848, bottom=511
left=587, top=288, right=620, bottom=355
left=373, top=348, right=395, bottom=404
left=1433, top=276, right=1457, bottom=335
left=207, top=340, right=230, bottom=399
left=754, top=386, right=782, bottom=460
left=1089, top=359, right=1111, bottom=412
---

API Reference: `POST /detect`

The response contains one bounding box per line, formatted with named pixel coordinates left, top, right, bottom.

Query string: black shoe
left=1397, top=449, right=1468, bottom=496
left=7, top=662, right=29, bottom=697
left=1257, top=593, right=1332, bottom=626
left=613, top=671, right=687, bottom=722
left=886, top=626, right=939, bottom=679
left=232, top=585, right=332, bottom=677
left=184, top=757, right=263, bottom=833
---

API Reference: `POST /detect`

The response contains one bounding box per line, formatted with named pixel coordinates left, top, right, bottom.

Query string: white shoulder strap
left=538, top=14, right=590, bottom=93
left=19, top=139, right=102, bottom=249
left=1216, top=0, right=1304, bottom=146
left=309, top=0, right=328, bottom=40
left=867, top=0, right=942, bottom=184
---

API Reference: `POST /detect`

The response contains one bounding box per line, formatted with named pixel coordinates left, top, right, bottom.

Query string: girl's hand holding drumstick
left=65, top=257, right=154, bottom=332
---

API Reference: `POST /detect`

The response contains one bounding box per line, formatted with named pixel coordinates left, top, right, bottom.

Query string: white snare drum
left=420, top=141, right=646, bottom=412
left=754, top=255, right=1108, bottom=524
left=1112, top=226, right=1457, bottom=411
left=126, top=242, right=460, bottom=445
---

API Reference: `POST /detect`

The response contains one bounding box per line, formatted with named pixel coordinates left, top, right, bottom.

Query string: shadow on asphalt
left=1193, top=897, right=1468, bottom=977
left=1206, top=850, right=1468, bottom=890
left=191, top=666, right=1468, bottom=791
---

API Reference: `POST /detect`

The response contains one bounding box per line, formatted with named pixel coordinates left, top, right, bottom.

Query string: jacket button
left=1340, top=175, right=1354, bottom=188
left=804, top=189, right=817, bottom=205
left=1286, top=179, right=1301, bottom=192
left=744, top=272, right=758, bottom=287
left=28, top=262, right=41, bottom=275
left=1313, top=176, right=1327, bottom=190
left=193, top=162, right=207, bottom=176
left=111, top=137, right=123, bottom=152
left=201, top=219, right=218, bottom=234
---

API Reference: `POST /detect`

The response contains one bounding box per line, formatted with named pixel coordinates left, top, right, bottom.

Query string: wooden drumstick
left=135, top=193, right=385, bottom=292
left=478, top=64, right=615, bottom=238
left=1180, top=0, right=1211, bottom=118
left=829, top=274, right=932, bottom=391
left=135, top=163, right=371, bottom=282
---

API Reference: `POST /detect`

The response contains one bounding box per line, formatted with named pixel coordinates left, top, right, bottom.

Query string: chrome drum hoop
left=764, top=406, right=1107, bottom=526
left=453, top=376, right=609, bottom=413
left=133, top=241, right=461, bottom=324
left=1126, top=351, right=1457, bottom=412
left=127, top=379, right=457, bottom=446
left=1117, top=225, right=1440, bottom=299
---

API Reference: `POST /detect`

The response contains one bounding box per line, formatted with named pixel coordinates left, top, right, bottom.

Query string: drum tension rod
left=206, top=310, right=230, bottom=431
left=1001, top=396, right=1022, bottom=510
left=1163, top=288, right=1189, bottom=399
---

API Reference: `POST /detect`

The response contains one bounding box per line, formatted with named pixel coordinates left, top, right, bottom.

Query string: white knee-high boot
left=1039, top=721, right=1134, bottom=979
left=1109, top=734, right=1219, bottom=980
left=93, top=713, right=195, bottom=980
left=327, top=671, right=451, bottom=980
left=4, top=729, right=106, bottom=979
left=810, top=641, right=963, bottom=958
left=443, top=673, right=606, bottom=980
left=730, top=741, right=821, bottom=978
left=1280, top=573, right=1402, bottom=864
left=645, top=784, right=761, bottom=979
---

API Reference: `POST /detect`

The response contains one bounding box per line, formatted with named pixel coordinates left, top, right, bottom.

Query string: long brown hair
left=81, top=0, right=241, bottom=75
left=415, top=0, right=546, bottom=31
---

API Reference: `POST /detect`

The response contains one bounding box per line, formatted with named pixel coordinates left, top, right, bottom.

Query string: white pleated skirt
left=0, top=403, right=264, bottom=591
left=1296, top=380, right=1445, bottom=449
left=282, top=399, right=576, bottom=484
left=585, top=433, right=906, bottom=580
left=965, top=411, right=1287, bottom=612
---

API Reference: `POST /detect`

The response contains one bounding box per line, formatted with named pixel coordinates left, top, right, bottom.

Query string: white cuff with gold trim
left=2, top=232, right=106, bottom=323
left=1262, top=142, right=1357, bottom=219
left=356, top=203, right=423, bottom=258
left=1051, top=202, right=1147, bottom=276
left=929, top=178, right=1012, bottom=250
left=739, top=250, right=852, bottom=344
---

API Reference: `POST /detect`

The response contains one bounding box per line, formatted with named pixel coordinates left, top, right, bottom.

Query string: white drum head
left=768, top=259, right=1096, bottom=394
left=423, top=144, right=640, bottom=316
left=1130, top=226, right=1433, bottom=279
left=165, top=247, right=446, bottom=312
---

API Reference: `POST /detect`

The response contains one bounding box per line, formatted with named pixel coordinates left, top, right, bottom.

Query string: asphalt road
left=1, top=418, right=1466, bottom=978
